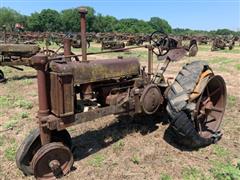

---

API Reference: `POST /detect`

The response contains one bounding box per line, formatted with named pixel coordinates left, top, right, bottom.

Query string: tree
left=0, top=7, right=26, bottom=31
left=148, top=17, right=172, bottom=33
left=27, top=9, right=61, bottom=32
left=93, top=14, right=117, bottom=32
left=27, top=12, right=41, bottom=31
left=61, top=8, right=80, bottom=32
left=39, top=9, right=61, bottom=32
left=114, top=18, right=154, bottom=33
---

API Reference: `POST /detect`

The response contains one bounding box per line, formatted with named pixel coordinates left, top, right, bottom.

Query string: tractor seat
left=0, top=44, right=40, bottom=57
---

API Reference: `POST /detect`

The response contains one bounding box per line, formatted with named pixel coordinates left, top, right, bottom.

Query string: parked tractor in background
left=211, top=37, right=235, bottom=51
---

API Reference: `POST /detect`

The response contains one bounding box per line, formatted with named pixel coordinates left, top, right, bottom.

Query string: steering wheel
left=150, top=30, right=170, bottom=56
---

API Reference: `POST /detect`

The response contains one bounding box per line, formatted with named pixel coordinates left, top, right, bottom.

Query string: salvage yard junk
left=150, top=31, right=199, bottom=57
left=0, top=7, right=226, bottom=179
left=211, top=37, right=235, bottom=51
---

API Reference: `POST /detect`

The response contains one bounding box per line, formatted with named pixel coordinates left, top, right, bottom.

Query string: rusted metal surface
left=31, top=142, right=73, bottom=179
left=194, top=75, right=226, bottom=139
left=50, top=73, right=74, bottom=117
left=140, top=84, right=164, bottom=114
left=211, top=37, right=234, bottom=51
left=32, top=54, right=51, bottom=146
left=49, top=58, right=140, bottom=84
left=0, top=44, right=40, bottom=57
left=79, top=7, right=88, bottom=61
left=101, top=40, right=125, bottom=50
left=63, top=38, right=72, bottom=56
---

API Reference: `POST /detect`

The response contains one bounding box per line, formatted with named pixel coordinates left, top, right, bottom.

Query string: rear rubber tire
left=166, top=61, right=214, bottom=149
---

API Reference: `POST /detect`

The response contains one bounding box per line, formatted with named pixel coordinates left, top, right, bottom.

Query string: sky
left=0, top=0, right=239, bottom=31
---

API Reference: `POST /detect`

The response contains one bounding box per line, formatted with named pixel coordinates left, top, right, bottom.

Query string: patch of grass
left=3, top=111, right=27, bottom=129
left=160, top=173, right=172, bottom=180
left=213, top=145, right=229, bottom=157
left=209, top=57, right=236, bottom=65
left=86, top=46, right=101, bottom=53
left=210, top=161, right=240, bottom=180
left=21, top=79, right=34, bottom=85
left=182, top=167, right=207, bottom=180
left=3, top=117, right=19, bottom=129
left=4, top=142, right=17, bottom=161
left=227, top=95, right=237, bottom=108
left=14, top=99, right=33, bottom=109
left=20, top=111, right=29, bottom=119
left=198, top=45, right=210, bottom=51
left=113, top=140, right=125, bottom=154
left=220, top=48, right=240, bottom=54
left=89, top=154, right=105, bottom=167
left=0, top=96, right=13, bottom=108
left=235, top=64, right=240, bottom=71
left=131, top=155, right=140, bottom=165
left=0, top=111, right=4, bottom=117
left=0, top=136, right=4, bottom=146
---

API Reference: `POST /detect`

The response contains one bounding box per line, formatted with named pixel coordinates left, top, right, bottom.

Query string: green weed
left=131, top=155, right=140, bottom=165
left=235, top=64, right=240, bottom=71
left=182, top=166, right=207, bottom=180
left=4, top=142, right=17, bottom=161
left=213, top=145, right=229, bottom=157
left=160, top=173, right=172, bottom=180
left=20, top=111, right=29, bottom=119
left=0, top=136, right=4, bottom=146
left=89, top=154, right=105, bottom=167
left=113, top=140, right=125, bottom=154
left=21, top=79, right=34, bottom=85
left=0, top=96, right=13, bottom=108
left=210, top=161, right=240, bottom=180
left=227, top=95, right=237, bottom=108
left=14, top=99, right=33, bottom=109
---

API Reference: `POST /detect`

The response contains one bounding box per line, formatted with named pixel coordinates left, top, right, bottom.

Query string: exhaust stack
left=79, top=7, right=88, bottom=61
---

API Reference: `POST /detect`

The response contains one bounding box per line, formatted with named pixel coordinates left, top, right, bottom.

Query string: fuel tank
left=49, top=58, right=140, bottom=84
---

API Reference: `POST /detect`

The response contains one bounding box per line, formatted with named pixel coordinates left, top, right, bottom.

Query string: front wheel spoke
left=211, top=106, right=224, bottom=113
left=209, top=87, right=220, bottom=97
left=197, top=113, right=205, bottom=120
left=208, top=113, right=217, bottom=120
left=206, top=85, right=210, bottom=96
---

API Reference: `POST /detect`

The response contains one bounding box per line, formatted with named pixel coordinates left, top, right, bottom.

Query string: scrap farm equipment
left=211, top=37, right=235, bottom=51
left=150, top=31, right=198, bottom=57
left=15, top=8, right=227, bottom=179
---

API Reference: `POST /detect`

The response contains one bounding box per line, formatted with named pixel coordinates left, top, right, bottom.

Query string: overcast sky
left=0, top=0, right=239, bottom=31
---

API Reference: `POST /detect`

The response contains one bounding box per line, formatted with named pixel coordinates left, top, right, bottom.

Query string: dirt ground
left=0, top=43, right=239, bottom=180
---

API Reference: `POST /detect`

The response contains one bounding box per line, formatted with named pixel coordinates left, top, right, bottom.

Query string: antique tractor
left=16, top=8, right=227, bottom=179
left=101, top=40, right=125, bottom=50
left=211, top=37, right=234, bottom=51
left=150, top=31, right=198, bottom=57
left=0, top=43, right=40, bottom=82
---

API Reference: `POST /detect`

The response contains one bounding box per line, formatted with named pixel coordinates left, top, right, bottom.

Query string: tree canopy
left=0, top=7, right=239, bottom=36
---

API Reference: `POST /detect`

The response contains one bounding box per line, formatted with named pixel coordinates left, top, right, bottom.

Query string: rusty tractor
left=150, top=31, right=198, bottom=58
left=15, top=8, right=227, bottom=179
left=101, top=40, right=125, bottom=50
left=0, top=37, right=79, bottom=82
left=0, top=43, right=41, bottom=82
left=211, top=37, right=234, bottom=51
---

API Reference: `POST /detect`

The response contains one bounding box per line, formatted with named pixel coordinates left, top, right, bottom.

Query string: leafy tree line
left=0, top=7, right=239, bottom=36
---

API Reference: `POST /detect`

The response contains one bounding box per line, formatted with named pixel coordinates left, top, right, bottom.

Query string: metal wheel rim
left=195, top=75, right=227, bottom=138
left=32, top=142, right=73, bottom=180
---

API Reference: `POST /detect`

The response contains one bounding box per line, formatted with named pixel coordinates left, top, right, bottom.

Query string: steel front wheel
left=16, top=129, right=72, bottom=176
left=32, top=142, right=73, bottom=180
